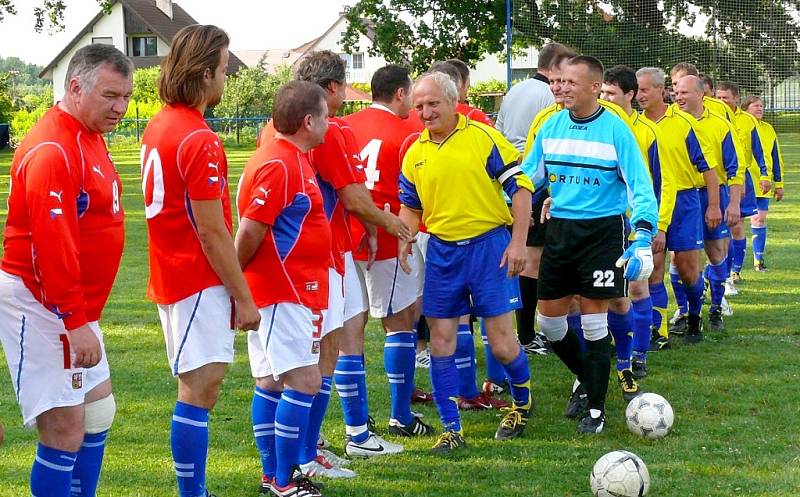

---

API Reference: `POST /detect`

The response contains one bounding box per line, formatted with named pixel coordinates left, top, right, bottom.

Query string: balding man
left=398, top=72, right=534, bottom=452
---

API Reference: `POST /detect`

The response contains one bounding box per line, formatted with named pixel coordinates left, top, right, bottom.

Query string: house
left=39, top=0, right=245, bottom=102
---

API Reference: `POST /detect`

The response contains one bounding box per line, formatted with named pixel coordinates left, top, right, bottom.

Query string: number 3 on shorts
left=592, top=270, right=615, bottom=288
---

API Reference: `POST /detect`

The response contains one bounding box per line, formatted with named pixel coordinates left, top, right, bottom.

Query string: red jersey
left=456, top=103, right=494, bottom=127
left=238, top=137, right=331, bottom=309
left=344, top=105, right=419, bottom=260
left=2, top=105, right=124, bottom=330
left=140, top=104, right=233, bottom=304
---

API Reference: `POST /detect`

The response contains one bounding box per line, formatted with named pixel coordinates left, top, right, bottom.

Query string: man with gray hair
left=398, top=71, right=534, bottom=452
left=636, top=67, right=669, bottom=122
left=0, top=43, right=132, bottom=497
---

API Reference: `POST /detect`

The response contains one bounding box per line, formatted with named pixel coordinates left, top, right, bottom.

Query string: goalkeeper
left=520, top=55, right=658, bottom=434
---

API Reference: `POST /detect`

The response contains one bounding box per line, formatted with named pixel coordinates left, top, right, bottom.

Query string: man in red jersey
left=0, top=44, right=132, bottom=497
left=237, top=81, right=336, bottom=496
left=140, top=25, right=260, bottom=497
left=290, top=50, right=412, bottom=462
left=344, top=64, right=435, bottom=438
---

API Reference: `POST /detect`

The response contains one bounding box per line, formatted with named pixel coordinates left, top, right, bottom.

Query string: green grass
left=1, top=138, right=799, bottom=497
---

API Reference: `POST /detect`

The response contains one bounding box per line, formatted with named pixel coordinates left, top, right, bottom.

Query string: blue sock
left=430, top=354, right=461, bottom=432
left=608, top=310, right=633, bottom=371
left=252, top=387, right=280, bottom=479
left=502, top=348, right=531, bottom=408
left=649, top=282, right=668, bottom=336
left=171, top=401, right=209, bottom=497
left=30, top=443, right=76, bottom=497
left=567, top=314, right=586, bottom=353
left=455, top=324, right=479, bottom=399
left=631, top=298, right=652, bottom=358
left=301, top=377, right=331, bottom=465
left=384, top=332, right=416, bottom=425
left=726, top=244, right=734, bottom=273
left=706, top=260, right=728, bottom=310
left=752, top=226, right=767, bottom=263
left=670, top=264, right=688, bottom=314
left=275, top=389, right=314, bottom=487
left=71, top=430, right=108, bottom=496
left=685, top=273, right=705, bottom=316
left=731, top=237, right=746, bottom=273
left=335, top=355, right=369, bottom=444
left=480, top=320, right=507, bottom=385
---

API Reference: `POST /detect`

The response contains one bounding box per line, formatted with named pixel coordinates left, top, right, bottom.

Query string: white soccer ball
left=625, top=392, right=674, bottom=439
left=590, top=450, right=650, bottom=497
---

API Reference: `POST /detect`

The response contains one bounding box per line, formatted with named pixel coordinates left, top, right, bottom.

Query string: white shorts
left=322, top=268, right=345, bottom=334
left=0, top=271, right=110, bottom=428
left=415, top=232, right=430, bottom=296
left=247, top=303, right=322, bottom=380
left=343, top=252, right=368, bottom=322
left=157, top=285, right=235, bottom=376
left=355, top=255, right=419, bottom=319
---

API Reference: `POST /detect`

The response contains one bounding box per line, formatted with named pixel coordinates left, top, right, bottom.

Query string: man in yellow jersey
left=398, top=72, right=533, bottom=452
left=743, top=95, right=785, bottom=270
left=670, top=63, right=734, bottom=122
left=635, top=67, right=673, bottom=349
left=716, top=81, right=771, bottom=286
left=601, top=65, right=676, bottom=386
left=675, top=75, right=744, bottom=333
left=651, top=77, right=721, bottom=343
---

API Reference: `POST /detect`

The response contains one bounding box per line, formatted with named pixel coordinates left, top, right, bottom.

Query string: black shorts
left=526, top=192, right=549, bottom=247
left=538, top=215, right=627, bottom=300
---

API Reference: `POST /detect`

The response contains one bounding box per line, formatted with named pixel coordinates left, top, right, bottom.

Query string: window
left=352, top=53, right=364, bottom=70
left=131, top=36, right=157, bottom=56
left=92, top=37, right=113, bottom=45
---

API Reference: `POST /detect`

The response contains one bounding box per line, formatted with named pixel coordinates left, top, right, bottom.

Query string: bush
left=468, top=79, right=506, bottom=114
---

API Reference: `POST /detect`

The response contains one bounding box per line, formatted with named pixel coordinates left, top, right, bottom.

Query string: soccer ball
left=626, top=392, right=674, bottom=439
left=590, top=450, right=650, bottom=497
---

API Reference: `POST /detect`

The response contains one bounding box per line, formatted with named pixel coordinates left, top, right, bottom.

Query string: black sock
left=549, top=330, right=585, bottom=381
left=416, top=315, right=430, bottom=342
left=515, top=276, right=538, bottom=345
left=584, top=335, right=612, bottom=413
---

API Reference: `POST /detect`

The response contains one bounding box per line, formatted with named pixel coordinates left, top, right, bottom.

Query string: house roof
left=293, top=15, right=377, bottom=61
left=39, top=0, right=244, bottom=78
left=345, top=85, right=371, bottom=102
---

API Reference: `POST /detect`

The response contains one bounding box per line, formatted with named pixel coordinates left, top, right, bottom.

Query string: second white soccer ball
left=590, top=450, right=650, bottom=497
left=625, top=392, right=674, bottom=438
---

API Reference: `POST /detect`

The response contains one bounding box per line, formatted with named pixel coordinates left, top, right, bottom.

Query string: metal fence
left=106, top=116, right=269, bottom=146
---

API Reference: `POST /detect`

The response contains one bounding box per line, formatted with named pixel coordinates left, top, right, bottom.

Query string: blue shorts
left=740, top=172, right=758, bottom=218
left=756, top=197, right=770, bottom=211
left=699, top=185, right=730, bottom=240
left=423, top=226, right=521, bottom=319
left=666, top=189, right=703, bottom=252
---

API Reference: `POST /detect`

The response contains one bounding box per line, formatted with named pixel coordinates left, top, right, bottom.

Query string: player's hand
left=652, top=230, right=666, bottom=254
left=775, top=187, right=784, bottom=202
left=725, top=202, right=741, bottom=227
left=759, top=179, right=772, bottom=195
left=500, top=240, right=526, bottom=277
left=365, top=232, right=378, bottom=270
left=705, top=204, right=722, bottom=230
left=540, top=197, right=552, bottom=224
left=236, top=299, right=261, bottom=331
left=398, top=238, right=415, bottom=275
left=67, top=324, right=102, bottom=368
left=383, top=204, right=413, bottom=242
left=615, top=229, right=654, bottom=281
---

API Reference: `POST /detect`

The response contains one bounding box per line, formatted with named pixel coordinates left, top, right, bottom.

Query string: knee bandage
left=85, top=394, right=116, bottom=434
left=581, top=313, right=609, bottom=341
left=537, top=314, right=568, bottom=342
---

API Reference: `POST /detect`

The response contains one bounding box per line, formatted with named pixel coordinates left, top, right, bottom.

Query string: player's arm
left=648, top=138, right=673, bottom=253
left=750, top=126, right=771, bottom=193
left=397, top=158, right=422, bottom=274
left=235, top=162, right=290, bottom=268
left=23, top=146, right=101, bottom=367
left=616, top=127, right=659, bottom=235
left=720, top=128, right=742, bottom=226
left=235, top=218, right=268, bottom=268
left=772, top=136, right=785, bottom=200
left=339, top=183, right=411, bottom=241
left=520, top=128, right=550, bottom=203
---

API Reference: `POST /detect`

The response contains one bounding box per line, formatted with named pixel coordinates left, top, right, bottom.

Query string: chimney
left=156, top=0, right=173, bottom=19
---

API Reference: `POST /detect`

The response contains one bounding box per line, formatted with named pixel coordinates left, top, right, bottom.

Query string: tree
left=0, top=73, right=13, bottom=123
left=0, top=0, right=111, bottom=32
left=342, top=0, right=800, bottom=91
left=216, top=63, right=292, bottom=119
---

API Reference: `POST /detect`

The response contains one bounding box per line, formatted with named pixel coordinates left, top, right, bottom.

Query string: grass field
left=0, top=137, right=799, bottom=497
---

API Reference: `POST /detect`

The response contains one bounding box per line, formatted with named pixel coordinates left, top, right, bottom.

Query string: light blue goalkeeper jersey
left=521, top=105, right=659, bottom=232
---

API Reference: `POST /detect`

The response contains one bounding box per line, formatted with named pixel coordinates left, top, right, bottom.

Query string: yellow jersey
left=731, top=107, right=769, bottom=184
left=755, top=120, right=785, bottom=193
left=655, top=105, right=716, bottom=190
left=630, top=112, right=676, bottom=233
left=523, top=103, right=562, bottom=158
left=399, top=113, right=531, bottom=241
left=693, top=106, right=745, bottom=186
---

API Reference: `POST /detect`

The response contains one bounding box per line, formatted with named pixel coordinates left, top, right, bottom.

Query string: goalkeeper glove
left=615, top=229, right=654, bottom=281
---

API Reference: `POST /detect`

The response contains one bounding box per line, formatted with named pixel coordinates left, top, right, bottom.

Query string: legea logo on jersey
left=549, top=173, right=601, bottom=186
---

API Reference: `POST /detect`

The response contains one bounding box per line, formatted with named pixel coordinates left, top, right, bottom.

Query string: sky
left=0, top=0, right=355, bottom=66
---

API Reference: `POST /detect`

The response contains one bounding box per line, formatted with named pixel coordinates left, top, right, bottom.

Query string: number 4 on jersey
left=359, top=139, right=382, bottom=190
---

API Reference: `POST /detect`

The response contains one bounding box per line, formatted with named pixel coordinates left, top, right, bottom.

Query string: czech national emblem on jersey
left=312, top=340, right=321, bottom=355
left=72, top=372, right=83, bottom=389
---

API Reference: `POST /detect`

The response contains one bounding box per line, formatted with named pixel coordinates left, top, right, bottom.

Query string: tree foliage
left=0, top=0, right=112, bottom=32
left=343, top=0, right=800, bottom=90
left=216, top=63, right=292, bottom=118
left=0, top=73, right=13, bottom=123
